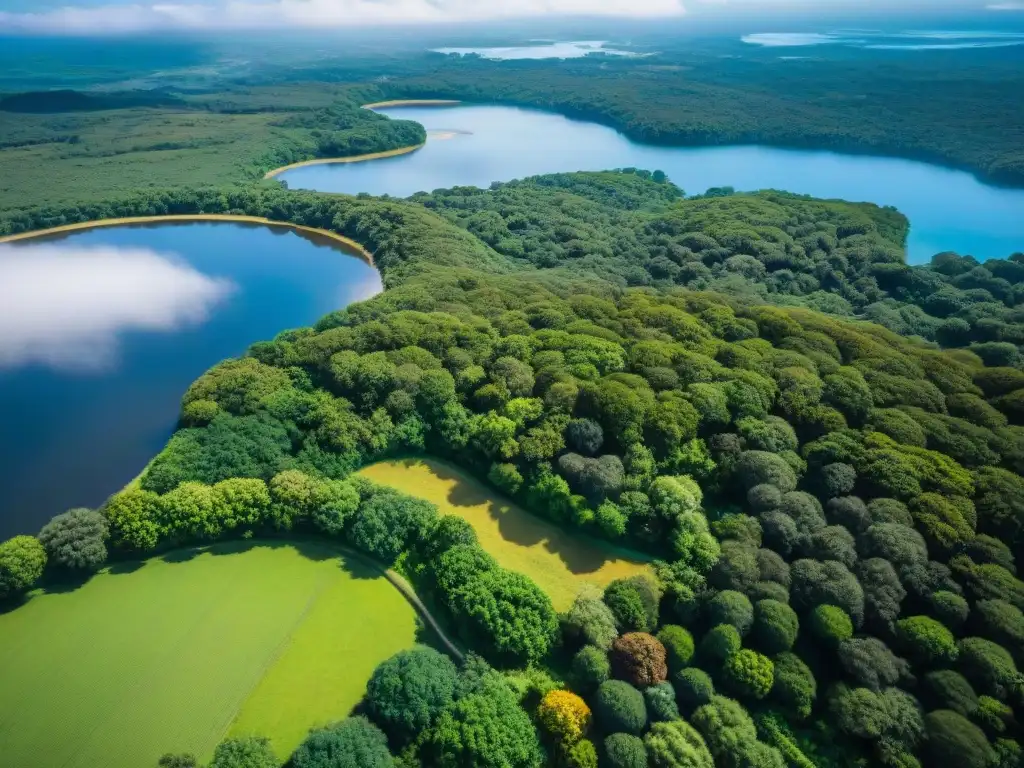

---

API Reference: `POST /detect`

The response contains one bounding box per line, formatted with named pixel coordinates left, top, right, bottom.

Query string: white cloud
left=0, top=0, right=686, bottom=34
left=0, top=244, right=233, bottom=371
left=988, top=1, right=1024, bottom=9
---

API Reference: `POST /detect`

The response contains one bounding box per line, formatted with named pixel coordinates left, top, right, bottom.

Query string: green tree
left=644, top=720, right=714, bottom=768
left=207, top=736, right=278, bottom=768
left=674, top=668, right=715, bottom=714
left=808, top=605, right=853, bottom=647
left=722, top=649, right=774, bottom=700
left=604, top=576, right=661, bottom=633
left=923, top=710, right=996, bottom=768
left=563, top=586, right=619, bottom=649
left=594, top=680, right=648, bottom=735
left=0, top=535, right=47, bottom=600
left=895, top=615, right=958, bottom=666
left=37, top=508, right=108, bottom=571
left=771, top=652, right=817, bottom=719
left=604, top=733, right=648, bottom=768
left=365, top=647, right=458, bottom=743
left=752, top=599, right=799, bottom=654
left=292, top=717, right=394, bottom=768
left=707, top=591, right=754, bottom=637
left=103, top=488, right=161, bottom=551
left=656, top=625, right=695, bottom=673
left=572, top=645, right=611, bottom=693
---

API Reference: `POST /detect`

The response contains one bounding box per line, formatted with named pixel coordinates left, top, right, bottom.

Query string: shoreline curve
left=0, top=214, right=376, bottom=266
left=361, top=99, right=462, bottom=109
left=263, top=142, right=425, bottom=179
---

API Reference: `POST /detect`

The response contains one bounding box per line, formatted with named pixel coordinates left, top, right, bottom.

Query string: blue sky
left=0, top=0, right=1019, bottom=35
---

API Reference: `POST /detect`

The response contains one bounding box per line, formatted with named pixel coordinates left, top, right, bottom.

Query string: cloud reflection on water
left=0, top=244, right=234, bottom=372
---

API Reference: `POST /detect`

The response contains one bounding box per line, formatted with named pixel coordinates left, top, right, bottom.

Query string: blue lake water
left=0, top=222, right=380, bottom=538
left=279, top=104, right=1024, bottom=265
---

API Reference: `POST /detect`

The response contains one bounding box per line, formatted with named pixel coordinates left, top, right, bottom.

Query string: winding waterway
left=279, top=104, right=1024, bottom=265
left=0, top=221, right=380, bottom=538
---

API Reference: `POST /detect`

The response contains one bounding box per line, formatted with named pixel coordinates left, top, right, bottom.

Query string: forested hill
left=3, top=172, right=1024, bottom=767
left=414, top=171, right=1024, bottom=365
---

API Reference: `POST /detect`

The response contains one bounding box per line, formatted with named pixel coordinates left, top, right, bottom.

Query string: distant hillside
left=0, top=89, right=187, bottom=113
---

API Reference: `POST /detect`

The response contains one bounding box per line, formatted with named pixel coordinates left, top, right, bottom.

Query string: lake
left=0, top=221, right=381, bottom=538
left=279, top=104, right=1024, bottom=265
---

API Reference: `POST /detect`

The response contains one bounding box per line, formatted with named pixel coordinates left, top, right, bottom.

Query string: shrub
left=698, top=624, right=741, bottom=667
left=0, top=535, right=47, bottom=600
left=975, top=695, right=1014, bottom=736
left=838, top=637, right=911, bottom=691
left=430, top=670, right=544, bottom=768
left=790, top=559, right=865, bottom=628
left=674, top=667, right=715, bottom=714
left=643, top=682, right=680, bottom=723
left=364, top=646, right=458, bottom=743
left=207, top=737, right=278, bottom=768
left=103, top=488, right=160, bottom=551
left=922, top=670, right=979, bottom=716
left=692, top=695, right=783, bottom=768
left=292, top=717, right=394, bottom=768
left=656, top=625, right=695, bottom=673
left=895, top=615, right=958, bottom=666
left=807, top=605, right=854, bottom=646
left=565, top=738, right=599, bottom=768
left=974, top=600, right=1024, bottom=655
left=959, top=637, right=1021, bottom=700
left=563, top=586, right=619, bottom=649
left=604, top=576, right=661, bottom=633
left=737, top=451, right=798, bottom=493
left=603, top=733, right=648, bottom=768
left=752, top=599, right=799, bottom=654
left=594, top=680, right=647, bottom=735
left=747, top=484, right=782, bottom=514
left=538, top=689, right=591, bottom=745
left=923, top=710, right=995, bottom=768
left=611, top=633, right=668, bottom=687
left=722, top=649, right=774, bottom=700
left=37, top=508, right=108, bottom=571
left=572, top=645, right=611, bottom=693
left=347, top=489, right=436, bottom=566
left=644, top=720, right=714, bottom=768
left=707, top=590, right=754, bottom=636
left=771, top=652, right=817, bottom=719
left=928, top=590, right=970, bottom=629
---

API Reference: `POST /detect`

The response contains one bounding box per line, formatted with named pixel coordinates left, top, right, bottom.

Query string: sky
left=0, top=0, right=1019, bottom=35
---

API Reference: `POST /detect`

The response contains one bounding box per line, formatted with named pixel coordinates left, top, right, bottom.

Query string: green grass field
left=359, top=458, right=652, bottom=611
left=0, top=541, right=418, bottom=767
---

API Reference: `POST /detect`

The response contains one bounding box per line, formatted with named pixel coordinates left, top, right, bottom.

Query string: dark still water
left=0, top=222, right=381, bottom=538
left=279, top=105, right=1024, bottom=265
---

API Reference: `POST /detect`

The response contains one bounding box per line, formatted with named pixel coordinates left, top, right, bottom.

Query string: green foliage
left=572, top=645, right=611, bottom=693
left=722, top=649, right=775, bottom=700
left=895, top=616, right=958, bottom=666
left=698, top=624, right=742, bottom=668
left=707, top=590, right=754, bottom=637
left=0, top=535, right=47, bottom=600
left=643, top=682, right=680, bottom=723
left=37, top=508, right=108, bottom=572
left=771, top=652, right=817, bottom=720
left=656, top=625, right=695, bottom=673
left=364, top=647, right=458, bottom=743
left=828, top=685, right=924, bottom=756
left=674, top=668, right=716, bottom=714
left=838, top=637, right=911, bottom=692
left=603, top=733, right=648, bottom=768
left=923, top=710, right=996, bottom=768
left=604, top=576, right=661, bottom=633
left=958, top=637, right=1022, bottom=700
left=565, top=738, right=599, bottom=768
left=103, top=488, right=160, bottom=551
left=922, top=670, right=979, bottom=716
left=208, top=736, right=278, bottom=768
left=791, top=559, right=865, bottom=628
left=644, top=720, right=714, bottom=768
left=292, top=717, right=394, bottom=768
left=348, top=487, right=437, bottom=566
left=594, top=680, right=648, bottom=735
left=692, top=695, right=784, bottom=768
left=429, top=669, right=544, bottom=768
left=563, top=586, right=619, bottom=650
left=752, top=599, right=799, bottom=654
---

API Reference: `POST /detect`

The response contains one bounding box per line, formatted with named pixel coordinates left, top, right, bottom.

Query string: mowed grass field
left=0, top=541, right=418, bottom=768
left=359, top=458, right=652, bottom=610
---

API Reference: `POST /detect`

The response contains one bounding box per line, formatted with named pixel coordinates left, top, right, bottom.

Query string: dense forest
left=2, top=170, right=1022, bottom=768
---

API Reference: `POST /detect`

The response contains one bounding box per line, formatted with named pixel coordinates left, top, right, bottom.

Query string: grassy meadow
left=0, top=541, right=418, bottom=767
left=359, top=458, right=652, bottom=611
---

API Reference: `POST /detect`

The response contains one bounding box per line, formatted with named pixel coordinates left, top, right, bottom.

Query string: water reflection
left=0, top=244, right=234, bottom=372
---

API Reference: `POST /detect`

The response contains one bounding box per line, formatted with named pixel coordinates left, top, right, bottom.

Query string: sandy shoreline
left=0, top=214, right=375, bottom=265
left=262, top=143, right=425, bottom=179
left=361, top=99, right=462, bottom=109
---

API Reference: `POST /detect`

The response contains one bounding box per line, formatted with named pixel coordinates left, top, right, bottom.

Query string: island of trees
left=1, top=169, right=1022, bottom=768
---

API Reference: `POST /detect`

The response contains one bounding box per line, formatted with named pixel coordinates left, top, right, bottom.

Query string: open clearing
left=0, top=541, right=418, bottom=767
left=359, top=458, right=652, bottom=610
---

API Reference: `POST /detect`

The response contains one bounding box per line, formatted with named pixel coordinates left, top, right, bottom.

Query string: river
left=279, top=104, right=1024, bottom=265
left=0, top=221, right=380, bottom=538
